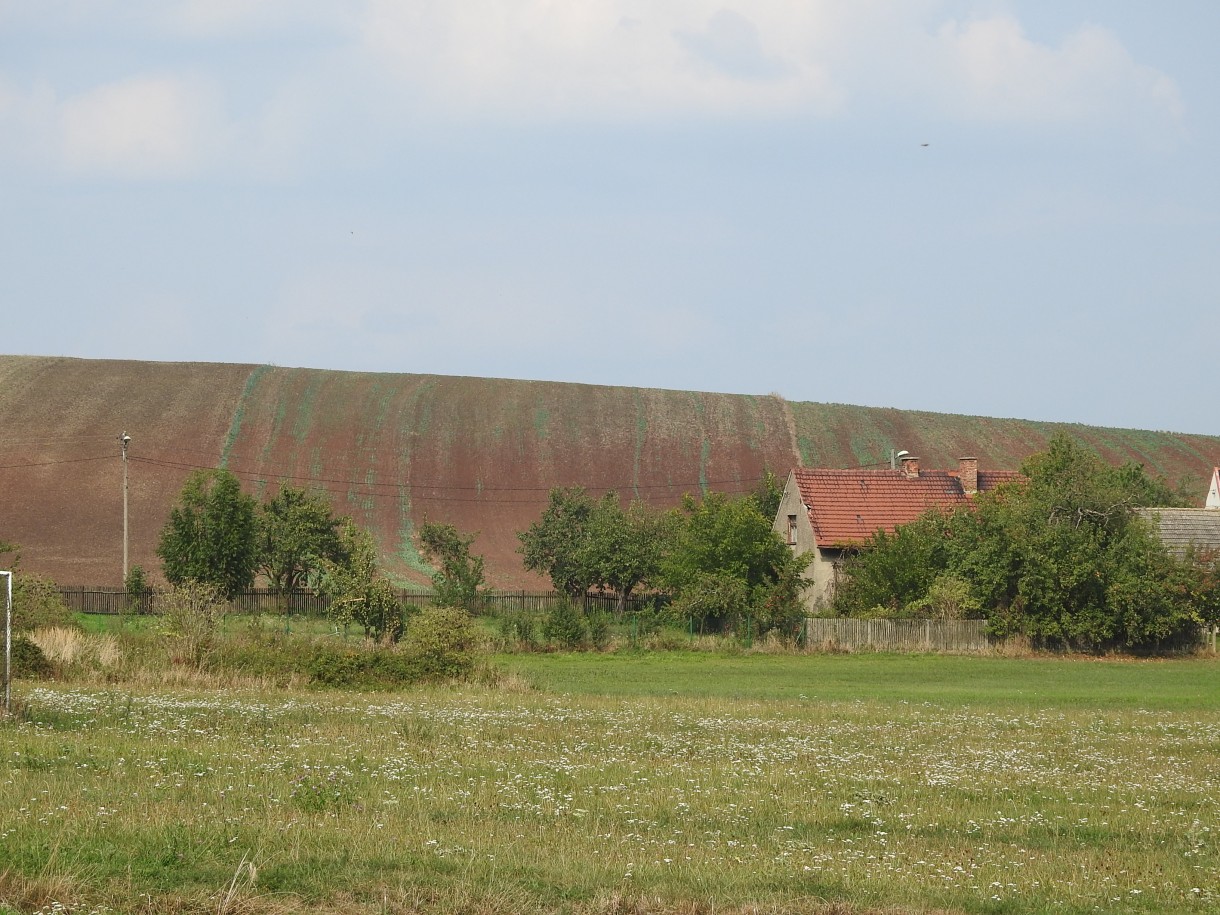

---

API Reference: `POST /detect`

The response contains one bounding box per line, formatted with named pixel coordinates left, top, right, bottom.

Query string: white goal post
left=2, top=570, right=10, bottom=715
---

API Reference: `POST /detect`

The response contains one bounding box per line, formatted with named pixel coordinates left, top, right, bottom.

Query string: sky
left=2, top=1, right=1218, bottom=435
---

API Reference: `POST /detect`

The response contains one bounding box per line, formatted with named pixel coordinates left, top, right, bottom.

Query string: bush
left=542, top=600, right=587, bottom=649
left=498, top=613, right=539, bottom=650
left=308, top=646, right=370, bottom=687
left=124, top=565, right=152, bottom=614
left=156, top=580, right=228, bottom=667
left=11, top=636, right=52, bottom=678
left=209, top=632, right=315, bottom=685
left=299, top=608, right=484, bottom=688
left=587, top=612, right=611, bottom=651
left=402, top=606, right=483, bottom=680
left=12, top=575, right=76, bottom=632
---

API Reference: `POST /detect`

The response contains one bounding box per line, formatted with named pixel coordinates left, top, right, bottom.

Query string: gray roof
left=1136, top=507, right=1220, bottom=558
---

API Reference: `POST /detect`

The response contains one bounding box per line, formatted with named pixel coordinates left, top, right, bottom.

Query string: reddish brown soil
left=3, top=355, right=1218, bottom=587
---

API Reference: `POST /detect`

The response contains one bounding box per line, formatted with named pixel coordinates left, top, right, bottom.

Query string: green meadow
left=2, top=652, right=1219, bottom=914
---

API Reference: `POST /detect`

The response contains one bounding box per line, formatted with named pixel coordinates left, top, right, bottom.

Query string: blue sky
left=2, top=1, right=1217, bottom=434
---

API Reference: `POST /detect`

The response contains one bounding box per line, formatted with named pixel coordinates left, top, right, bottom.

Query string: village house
left=773, top=455, right=1022, bottom=612
left=1135, top=467, right=1220, bottom=561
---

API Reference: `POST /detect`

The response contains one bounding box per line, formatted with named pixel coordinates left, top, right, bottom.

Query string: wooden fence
left=57, top=586, right=662, bottom=617
left=804, top=618, right=990, bottom=653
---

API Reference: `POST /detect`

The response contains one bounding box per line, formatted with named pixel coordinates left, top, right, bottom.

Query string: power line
left=0, top=454, right=114, bottom=470
left=0, top=435, right=116, bottom=446
left=128, top=455, right=760, bottom=504
left=129, top=454, right=763, bottom=494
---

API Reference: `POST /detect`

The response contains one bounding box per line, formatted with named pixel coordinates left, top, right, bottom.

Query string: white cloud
left=358, top=1, right=842, bottom=120
left=0, top=1, right=1186, bottom=182
left=0, top=73, right=231, bottom=179
left=352, top=2, right=1182, bottom=130
left=930, top=15, right=1183, bottom=125
left=57, top=74, right=230, bottom=178
left=164, top=0, right=356, bottom=39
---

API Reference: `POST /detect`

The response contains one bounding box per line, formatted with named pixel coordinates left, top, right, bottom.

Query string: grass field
left=2, top=653, right=1219, bottom=914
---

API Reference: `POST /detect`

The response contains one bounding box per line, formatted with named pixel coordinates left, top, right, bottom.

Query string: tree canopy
left=518, top=487, right=600, bottom=599
left=157, top=469, right=258, bottom=600
left=257, top=485, right=346, bottom=595
left=518, top=480, right=808, bottom=637
left=661, top=490, right=809, bottom=635
left=418, top=521, right=487, bottom=612
left=833, top=435, right=1200, bottom=650
left=319, top=520, right=402, bottom=641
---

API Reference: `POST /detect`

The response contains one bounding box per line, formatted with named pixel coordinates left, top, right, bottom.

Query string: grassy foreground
left=2, top=654, right=1219, bottom=914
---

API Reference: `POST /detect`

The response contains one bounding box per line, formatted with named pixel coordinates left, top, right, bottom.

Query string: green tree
left=833, top=434, right=1198, bottom=650
left=257, top=485, right=346, bottom=595
left=518, top=487, right=598, bottom=599
left=582, top=494, right=663, bottom=611
left=750, top=469, right=785, bottom=522
left=833, top=511, right=958, bottom=616
left=418, top=521, right=487, bottom=612
left=661, top=490, right=804, bottom=634
left=319, top=520, right=403, bottom=641
left=157, top=469, right=258, bottom=600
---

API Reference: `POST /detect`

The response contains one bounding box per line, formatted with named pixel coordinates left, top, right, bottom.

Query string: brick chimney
left=899, top=454, right=920, bottom=478
left=958, top=456, right=979, bottom=495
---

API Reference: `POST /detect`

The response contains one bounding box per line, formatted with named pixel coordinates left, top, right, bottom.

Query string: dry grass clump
left=28, top=626, right=122, bottom=669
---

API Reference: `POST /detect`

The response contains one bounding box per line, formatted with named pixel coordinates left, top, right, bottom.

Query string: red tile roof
left=792, top=467, right=1021, bottom=548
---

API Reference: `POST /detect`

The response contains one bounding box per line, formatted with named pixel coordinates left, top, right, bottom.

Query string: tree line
left=152, top=469, right=484, bottom=641
left=830, top=435, right=1220, bottom=651
left=516, top=472, right=810, bottom=638
left=14, top=433, right=1216, bottom=654
left=151, top=467, right=811, bottom=641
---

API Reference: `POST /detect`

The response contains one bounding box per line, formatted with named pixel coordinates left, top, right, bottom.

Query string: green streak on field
left=499, top=652, right=1220, bottom=710
left=219, top=364, right=268, bottom=467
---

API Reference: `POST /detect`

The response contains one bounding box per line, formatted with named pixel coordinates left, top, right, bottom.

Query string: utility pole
left=121, top=432, right=131, bottom=582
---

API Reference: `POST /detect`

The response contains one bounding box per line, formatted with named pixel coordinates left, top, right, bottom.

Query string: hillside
left=3, top=354, right=1219, bottom=587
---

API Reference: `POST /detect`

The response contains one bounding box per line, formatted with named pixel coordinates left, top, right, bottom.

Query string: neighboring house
left=1135, top=467, right=1220, bottom=561
left=773, top=455, right=1022, bottom=612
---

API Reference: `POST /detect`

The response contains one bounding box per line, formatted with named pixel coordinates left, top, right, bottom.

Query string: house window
left=787, top=514, right=798, bottom=545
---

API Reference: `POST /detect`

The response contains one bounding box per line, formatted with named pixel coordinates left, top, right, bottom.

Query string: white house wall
left=773, top=471, right=836, bottom=613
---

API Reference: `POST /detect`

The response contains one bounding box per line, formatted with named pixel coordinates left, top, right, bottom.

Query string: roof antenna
left=890, top=449, right=909, bottom=471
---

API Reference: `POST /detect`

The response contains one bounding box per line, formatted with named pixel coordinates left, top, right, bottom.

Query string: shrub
left=300, top=609, right=485, bottom=688
left=156, top=580, right=228, bottom=667
left=498, top=612, right=539, bottom=650
left=12, top=575, right=76, bottom=632
left=542, top=600, right=587, bottom=649
left=124, top=565, right=152, bottom=614
left=308, top=646, right=369, bottom=687
left=402, top=606, right=483, bottom=680
left=587, top=612, right=611, bottom=651
left=11, top=636, right=52, bottom=678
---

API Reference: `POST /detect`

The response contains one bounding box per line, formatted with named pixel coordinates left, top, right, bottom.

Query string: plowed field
left=3, top=355, right=1218, bottom=586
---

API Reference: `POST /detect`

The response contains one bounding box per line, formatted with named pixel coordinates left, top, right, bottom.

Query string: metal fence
left=57, top=586, right=663, bottom=617
left=804, top=618, right=990, bottom=653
